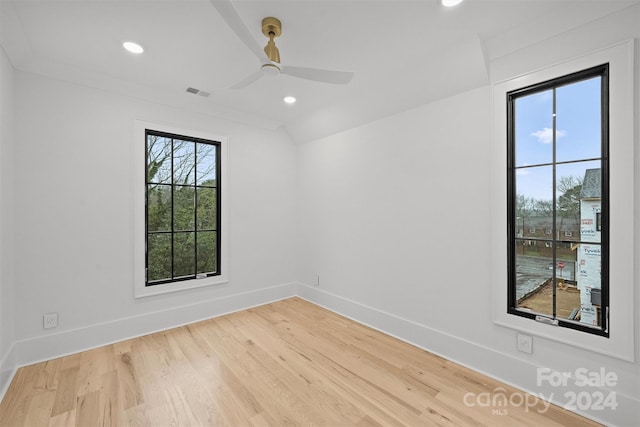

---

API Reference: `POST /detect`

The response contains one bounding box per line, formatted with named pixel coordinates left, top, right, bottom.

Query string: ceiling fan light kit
left=442, top=0, right=463, bottom=7
left=261, top=63, right=280, bottom=76
left=122, top=41, right=144, bottom=54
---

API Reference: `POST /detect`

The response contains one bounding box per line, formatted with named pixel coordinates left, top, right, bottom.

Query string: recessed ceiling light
left=442, top=0, right=463, bottom=7
left=123, top=41, right=144, bottom=54
left=284, top=96, right=296, bottom=104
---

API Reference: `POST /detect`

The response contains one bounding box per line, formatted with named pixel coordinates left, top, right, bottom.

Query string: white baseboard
left=296, top=283, right=640, bottom=427
left=1, top=281, right=638, bottom=426
left=0, top=282, right=297, bottom=401
left=0, top=342, right=16, bottom=400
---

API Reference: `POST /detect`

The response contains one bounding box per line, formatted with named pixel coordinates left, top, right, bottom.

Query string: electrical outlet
left=44, top=312, right=58, bottom=329
left=517, top=333, right=532, bottom=354
left=313, top=275, right=320, bottom=287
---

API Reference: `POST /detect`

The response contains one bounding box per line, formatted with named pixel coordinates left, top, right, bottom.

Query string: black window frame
left=506, top=64, right=609, bottom=337
left=144, top=129, right=222, bottom=286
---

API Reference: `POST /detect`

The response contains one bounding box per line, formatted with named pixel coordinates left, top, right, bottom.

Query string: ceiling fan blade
left=209, top=0, right=267, bottom=62
left=230, top=71, right=264, bottom=89
left=280, top=65, right=354, bottom=85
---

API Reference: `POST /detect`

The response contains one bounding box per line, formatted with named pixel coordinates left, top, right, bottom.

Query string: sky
left=514, top=76, right=602, bottom=201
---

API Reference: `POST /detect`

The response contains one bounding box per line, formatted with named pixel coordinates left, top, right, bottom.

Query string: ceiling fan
left=210, top=0, right=354, bottom=89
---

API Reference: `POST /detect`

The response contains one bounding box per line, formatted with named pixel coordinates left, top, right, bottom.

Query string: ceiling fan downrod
left=262, top=17, right=282, bottom=63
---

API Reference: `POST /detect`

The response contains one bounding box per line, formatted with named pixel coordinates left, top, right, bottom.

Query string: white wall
left=6, top=70, right=298, bottom=370
left=296, top=8, right=639, bottom=426
left=0, top=47, right=16, bottom=395
left=297, top=85, right=493, bottom=334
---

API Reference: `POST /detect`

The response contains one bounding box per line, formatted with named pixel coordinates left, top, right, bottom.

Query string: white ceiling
left=1, top=0, right=637, bottom=142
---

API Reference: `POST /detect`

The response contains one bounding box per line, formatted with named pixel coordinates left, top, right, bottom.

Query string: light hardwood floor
left=0, top=297, right=601, bottom=426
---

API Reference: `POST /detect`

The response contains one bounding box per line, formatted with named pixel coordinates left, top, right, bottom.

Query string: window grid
left=145, top=130, right=221, bottom=286
left=506, top=64, right=609, bottom=337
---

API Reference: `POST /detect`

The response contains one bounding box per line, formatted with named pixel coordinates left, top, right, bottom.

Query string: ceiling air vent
left=186, top=87, right=210, bottom=97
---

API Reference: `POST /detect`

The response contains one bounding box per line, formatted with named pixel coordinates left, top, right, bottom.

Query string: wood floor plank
left=75, top=390, right=103, bottom=427
left=31, top=359, right=61, bottom=395
left=76, top=345, right=115, bottom=396
left=47, top=410, right=75, bottom=427
left=114, top=351, right=143, bottom=411
left=23, top=391, right=54, bottom=426
left=49, top=366, right=79, bottom=417
left=59, top=353, right=80, bottom=371
left=99, top=370, right=123, bottom=427
left=0, top=298, right=603, bottom=426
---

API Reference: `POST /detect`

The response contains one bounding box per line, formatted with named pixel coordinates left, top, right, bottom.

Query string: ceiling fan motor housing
left=261, top=63, right=280, bottom=76
left=261, top=17, right=282, bottom=38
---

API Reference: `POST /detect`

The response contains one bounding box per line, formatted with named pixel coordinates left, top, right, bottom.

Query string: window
left=507, top=64, right=608, bottom=336
left=134, top=120, right=228, bottom=298
left=493, top=42, right=633, bottom=360
left=145, top=130, right=221, bottom=286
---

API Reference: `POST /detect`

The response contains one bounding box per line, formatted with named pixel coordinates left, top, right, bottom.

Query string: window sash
left=506, top=64, right=609, bottom=337
left=145, top=129, right=222, bottom=286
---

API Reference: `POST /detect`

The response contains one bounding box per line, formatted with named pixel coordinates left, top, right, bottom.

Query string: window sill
left=134, top=275, right=228, bottom=299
